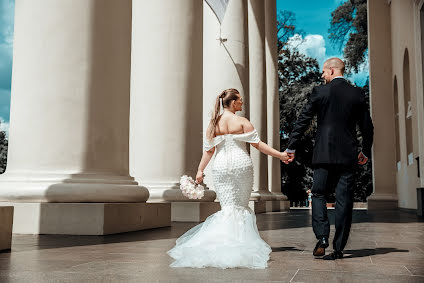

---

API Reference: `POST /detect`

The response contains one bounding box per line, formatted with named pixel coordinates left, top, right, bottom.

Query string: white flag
left=205, top=0, right=230, bottom=24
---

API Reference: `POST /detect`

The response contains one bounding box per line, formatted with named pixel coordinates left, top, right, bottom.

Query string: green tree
left=0, top=126, right=7, bottom=174
left=329, top=0, right=368, bottom=73
left=277, top=10, right=304, bottom=50
left=278, top=47, right=322, bottom=203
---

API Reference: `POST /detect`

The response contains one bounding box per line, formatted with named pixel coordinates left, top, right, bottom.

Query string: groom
left=285, top=58, right=374, bottom=260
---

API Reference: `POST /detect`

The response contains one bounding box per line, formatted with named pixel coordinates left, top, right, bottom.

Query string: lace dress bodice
left=204, top=130, right=260, bottom=208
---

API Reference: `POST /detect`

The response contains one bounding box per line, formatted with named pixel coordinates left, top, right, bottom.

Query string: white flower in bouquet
left=179, top=175, right=205, bottom=200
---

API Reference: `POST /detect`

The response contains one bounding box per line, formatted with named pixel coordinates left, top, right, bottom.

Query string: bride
left=167, top=88, right=291, bottom=269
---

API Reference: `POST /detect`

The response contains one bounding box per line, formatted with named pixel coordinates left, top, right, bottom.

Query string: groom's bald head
left=321, top=57, right=345, bottom=84
left=324, top=58, right=345, bottom=74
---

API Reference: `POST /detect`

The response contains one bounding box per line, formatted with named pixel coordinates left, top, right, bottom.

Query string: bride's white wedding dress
left=167, top=130, right=271, bottom=269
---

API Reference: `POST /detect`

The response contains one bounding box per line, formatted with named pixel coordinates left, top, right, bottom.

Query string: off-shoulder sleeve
left=203, top=135, right=224, bottom=151
left=234, top=129, right=260, bottom=143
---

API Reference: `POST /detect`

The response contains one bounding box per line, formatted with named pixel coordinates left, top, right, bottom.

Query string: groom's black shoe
left=323, top=250, right=343, bottom=260
left=313, top=237, right=329, bottom=256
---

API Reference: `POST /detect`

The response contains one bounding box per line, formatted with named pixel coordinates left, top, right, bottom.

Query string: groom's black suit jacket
left=287, top=78, right=374, bottom=166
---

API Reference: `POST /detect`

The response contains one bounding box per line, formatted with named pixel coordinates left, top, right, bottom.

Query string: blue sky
left=277, top=0, right=369, bottom=86
left=0, top=0, right=13, bottom=135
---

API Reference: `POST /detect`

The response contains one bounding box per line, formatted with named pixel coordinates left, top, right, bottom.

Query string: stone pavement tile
left=404, top=264, right=424, bottom=276
left=62, top=260, right=155, bottom=275
left=334, top=262, right=410, bottom=275
left=2, top=209, right=423, bottom=282
left=369, top=251, right=424, bottom=265
left=269, top=252, right=371, bottom=269
left=270, top=257, right=339, bottom=271
left=375, top=241, right=424, bottom=255
left=0, top=271, right=115, bottom=283
left=272, top=257, right=410, bottom=276
left=135, top=266, right=298, bottom=282
left=343, top=239, right=377, bottom=250
left=0, top=270, right=155, bottom=283
left=392, top=242, right=424, bottom=252
left=291, top=269, right=424, bottom=283
left=0, top=257, right=92, bottom=273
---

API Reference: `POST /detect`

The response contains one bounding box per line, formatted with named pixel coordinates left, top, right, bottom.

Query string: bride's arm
left=196, top=148, right=215, bottom=183
left=251, top=142, right=289, bottom=161
left=242, top=119, right=291, bottom=162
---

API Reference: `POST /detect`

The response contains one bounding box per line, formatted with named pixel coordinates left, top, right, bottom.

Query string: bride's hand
left=280, top=151, right=289, bottom=162
left=195, top=171, right=204, bottom=184
left=280, top=151, right=293, bottom=164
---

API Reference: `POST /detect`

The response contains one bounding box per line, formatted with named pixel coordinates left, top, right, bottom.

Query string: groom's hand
left=281, top=151, right=295, bottom=164
left=286, top=152, right=295, bottom=164
left=358, top=152, right=368, bottom=165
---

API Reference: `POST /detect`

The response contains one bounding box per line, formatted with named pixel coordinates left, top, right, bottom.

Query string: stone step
left=0, top=206, right=13, bottom=251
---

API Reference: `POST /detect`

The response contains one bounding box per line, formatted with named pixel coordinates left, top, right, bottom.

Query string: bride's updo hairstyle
left=206, top=88, right=240, bottom=141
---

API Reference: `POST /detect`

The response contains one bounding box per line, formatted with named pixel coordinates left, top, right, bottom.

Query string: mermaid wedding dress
left=167, top=130, right=271, bottom=269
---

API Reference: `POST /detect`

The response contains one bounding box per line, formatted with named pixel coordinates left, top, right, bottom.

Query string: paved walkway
left=0, top=209, right=423, bottom=282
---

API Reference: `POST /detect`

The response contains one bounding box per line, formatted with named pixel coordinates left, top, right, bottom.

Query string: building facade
left=0, top=0, right=287, bottom=235
left=1, top=0, right=423, bottom=235
left=368, top=0, right=424, bottom=210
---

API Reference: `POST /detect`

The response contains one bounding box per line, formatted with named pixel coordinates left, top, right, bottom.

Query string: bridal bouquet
left=180, top=175, right=205, bottom=200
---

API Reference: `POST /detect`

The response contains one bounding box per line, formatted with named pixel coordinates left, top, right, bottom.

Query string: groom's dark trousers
left=287, top=78, right=374, bottom=252
left=312, top=165, right=355, bottom=251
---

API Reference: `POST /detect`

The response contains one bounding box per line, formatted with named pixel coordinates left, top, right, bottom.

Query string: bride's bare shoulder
left=236, top=116, right=254, bottom=133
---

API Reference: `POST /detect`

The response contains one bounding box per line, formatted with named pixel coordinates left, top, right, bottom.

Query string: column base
left=416, top=188, right=424, bottom=216
left=0, top=172, right=150, bottom=202
left=0, top=206, right=13, bottom=251
left=249, top=200, right=290, bottom=214
left=271, top=192, right=289, bottom=201
left=0, top=202, right=170, bottom=235
left=250, top=190, right=274, bottom=201
left=171, top=202, right=221, bottom=222
left=367, top=193, right=398, bottom=210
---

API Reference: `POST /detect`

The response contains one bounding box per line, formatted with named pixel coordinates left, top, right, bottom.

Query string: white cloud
left=288, top=34, right=327, bottom=66
left=287, top=33, right=370, bottom=86
left=0, top=0, right=14, bottom=45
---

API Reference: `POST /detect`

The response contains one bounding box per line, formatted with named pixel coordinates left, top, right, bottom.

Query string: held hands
left=280, top=151, right=295, bottom=164
left=358, top=152, right=368, bottom=165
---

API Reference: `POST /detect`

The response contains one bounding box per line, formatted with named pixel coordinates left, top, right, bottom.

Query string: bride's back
left=215, top=112, right=244, bottom=136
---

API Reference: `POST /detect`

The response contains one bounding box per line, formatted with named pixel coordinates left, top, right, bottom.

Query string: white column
left=248, top=0, right=272, bottom=200
left=0, top=0, right=148, bottom=203
left=203, top=0, right=249, bottom=190
left=265, top=0, right=287, bottom=202
left=367, top=0, right=398, bottom=209
left=130, top=0, right=216, bottom=205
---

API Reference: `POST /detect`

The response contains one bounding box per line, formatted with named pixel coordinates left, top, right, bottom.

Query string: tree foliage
left=277, top=10, right=304, bottom=50
left=329, top=0, right=368, bottom=73
left=278, top=9, right=372, bottom=203
left=0, top=125, right=7, bottom=174
left=278, top=47, right=322, bottom=202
